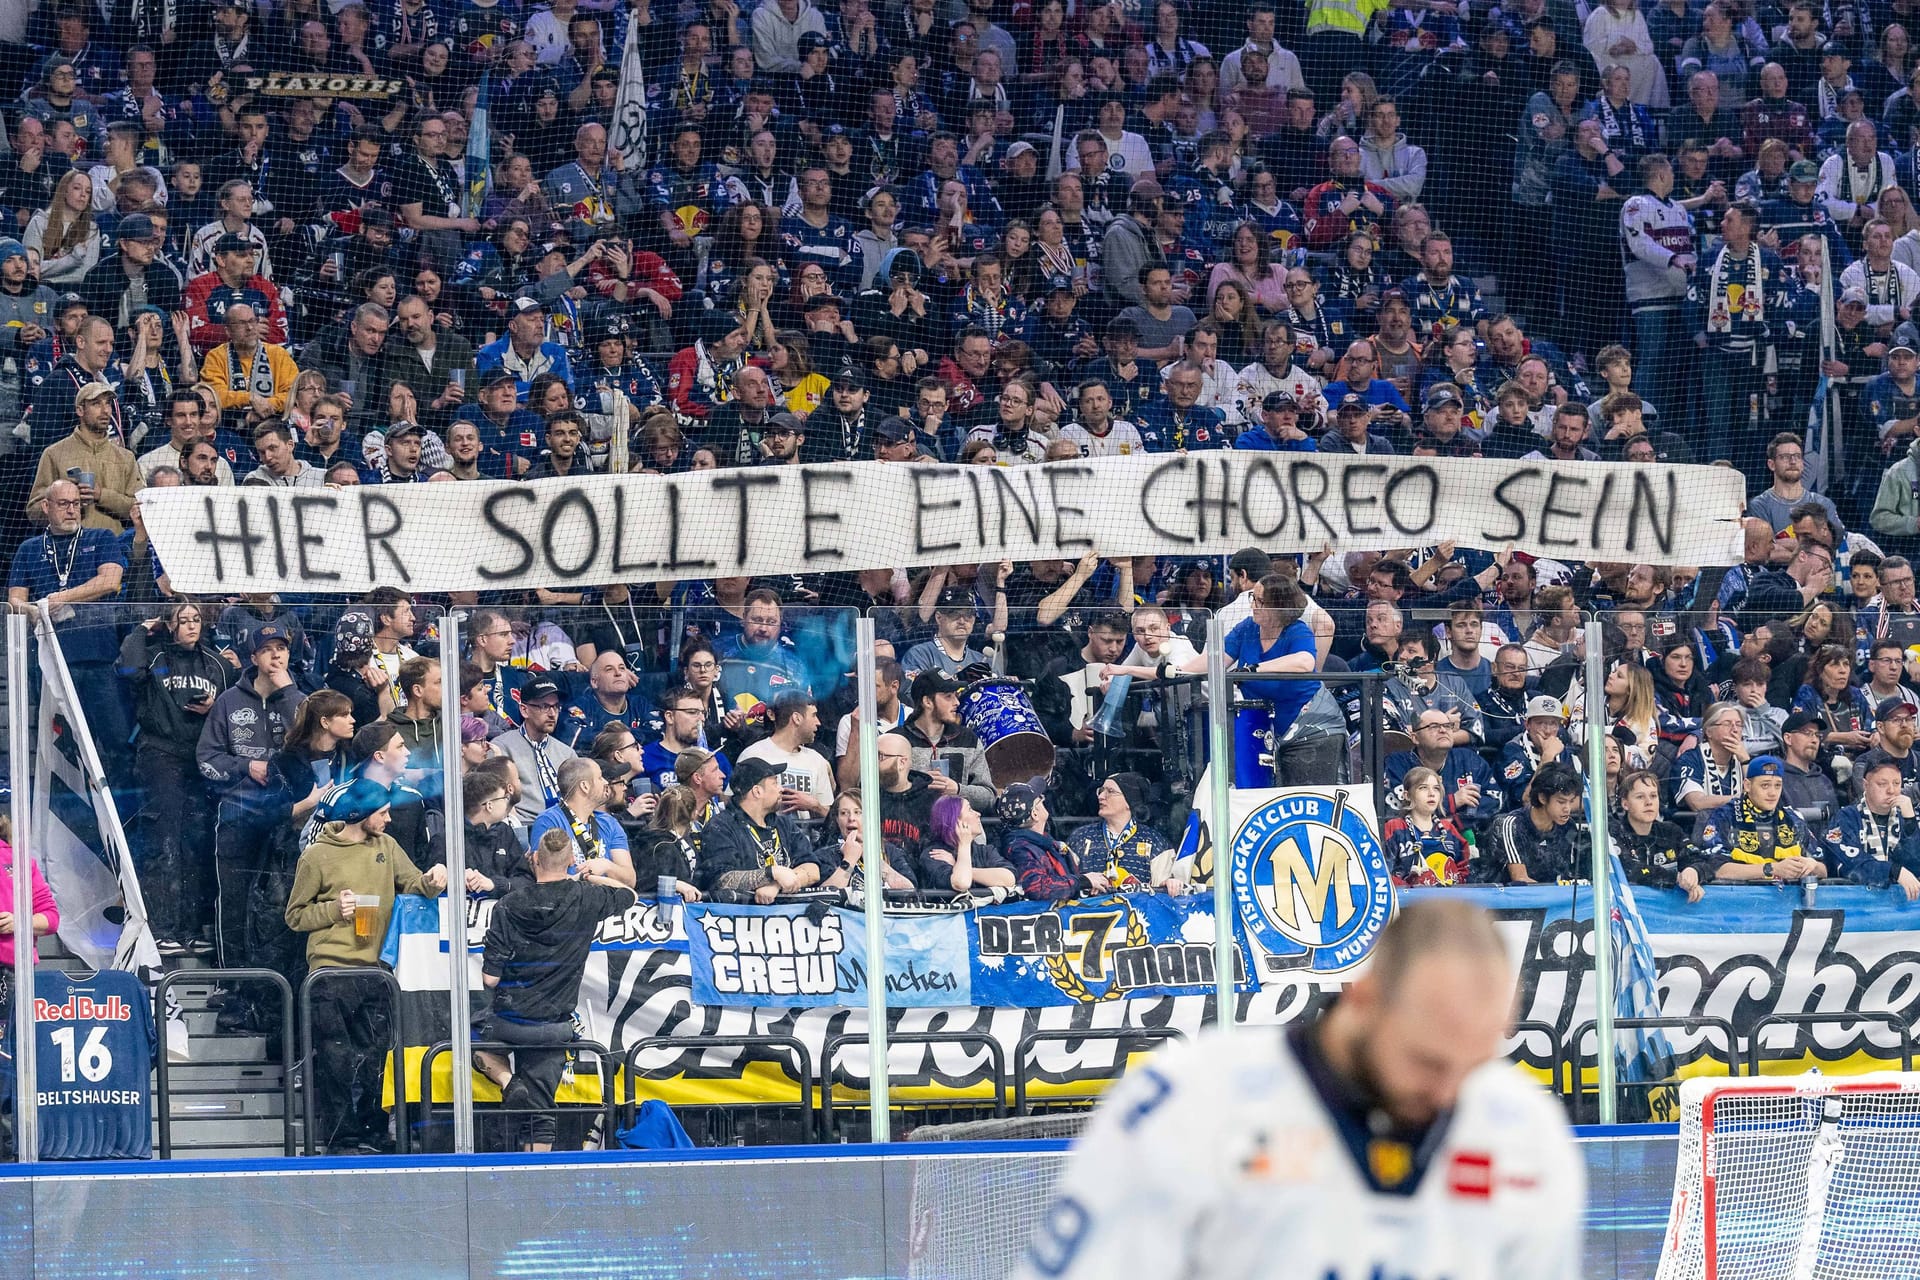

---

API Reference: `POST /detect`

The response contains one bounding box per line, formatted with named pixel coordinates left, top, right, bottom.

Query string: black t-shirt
left=390, top=151, right=461, bottom=219
left=482, top=879, right=637, bottom=1025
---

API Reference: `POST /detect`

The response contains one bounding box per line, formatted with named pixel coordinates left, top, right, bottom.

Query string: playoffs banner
left=682, top=893, right=1251, bottom=1009
left=138, top=454, right=1747, bottom=597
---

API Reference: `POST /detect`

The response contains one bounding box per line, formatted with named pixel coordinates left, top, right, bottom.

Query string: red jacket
left=1301, top=177, right=1397, bottom=250
left=584, top=250, right=683, bottom=304
left=182, top=271, right=288, bottom=353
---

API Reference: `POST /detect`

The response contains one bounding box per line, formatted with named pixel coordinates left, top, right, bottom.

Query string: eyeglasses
left=684, top=660, right=718, bottom=672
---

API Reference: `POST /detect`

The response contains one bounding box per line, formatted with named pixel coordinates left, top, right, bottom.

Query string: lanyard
left=44, top=532, right=81, bottom=591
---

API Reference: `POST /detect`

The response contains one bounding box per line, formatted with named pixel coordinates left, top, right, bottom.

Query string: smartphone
left=929, top=756, right=952, bottom=779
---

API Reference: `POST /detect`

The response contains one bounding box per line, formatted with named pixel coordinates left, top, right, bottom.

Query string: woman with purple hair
left=919, top=795, right=1018, bottom=895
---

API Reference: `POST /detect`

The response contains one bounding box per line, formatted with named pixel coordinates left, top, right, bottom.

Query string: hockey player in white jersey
left=1012, top=899, right=1584, bottom=1280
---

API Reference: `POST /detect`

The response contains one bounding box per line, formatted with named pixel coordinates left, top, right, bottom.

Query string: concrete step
left=181, top=1034, right=267, bottom=1064
left=162, top=1063, right=284, bottom=1091
left=170, top=1145, right=295, bottom=1160
left=167, top=1090, right=284, bottom=1119
left=165, top=1116, right=292, bottom=1147
left=167, top=982, right=221, bottom=1012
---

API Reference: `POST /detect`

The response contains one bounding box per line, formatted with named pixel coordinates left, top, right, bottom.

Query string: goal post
left=1657, top=1073, right=1920, bottom=1280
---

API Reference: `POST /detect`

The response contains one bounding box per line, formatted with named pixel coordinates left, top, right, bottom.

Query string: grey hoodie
left=1871, top=436, right=1920, bottom=541
left=852, top=228, right=899, bottom=291
left=1358, top=131, right=1428, bottom=204
left=0, top=280, right=54, bottom=355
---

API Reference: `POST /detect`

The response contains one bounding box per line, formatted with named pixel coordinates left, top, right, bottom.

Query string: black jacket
left=631, top=826, right=698, bottom=888
left=695, top=805, right=830, bottom=897
left=78, top=251, right=185, bottom=329
left=466, top=819, right=532, bottom=898
left=118, top=627, right=234, bottom=758
left=1612, top=814, right=1722, bottom=889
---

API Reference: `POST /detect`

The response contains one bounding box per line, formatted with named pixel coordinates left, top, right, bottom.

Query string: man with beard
left=382, top=293, right=476, bottom=435
left=1012, top=899, right=1581, bottom=1280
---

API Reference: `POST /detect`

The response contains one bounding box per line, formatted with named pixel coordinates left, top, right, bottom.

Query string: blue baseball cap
left=1746, top=755, right=1785, bottom=779
left=0, top=239, right=27, bottom=265
left=249, top=621, right=292, bottom=657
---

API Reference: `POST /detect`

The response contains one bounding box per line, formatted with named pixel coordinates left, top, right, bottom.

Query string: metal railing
left=1011, top=1026, right=1185, bottom=1116
left=820, top=1030, right=1009, bottom=1140
left=153, top=969, right=297, bottom=1160
left=420, top=1038, right=618, bottom=1152
left=298, top=967, right=411, bottom=1157
left=1568, top=1016, right=1741, bottom=1124
left=1747, top=1011, right=1916, bottom=1075
left=623, top=1033, right=817, bottom=1142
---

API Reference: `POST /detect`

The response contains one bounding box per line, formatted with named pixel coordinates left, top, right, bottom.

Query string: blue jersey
left=1164, top=167, right=1241, bottom=251
left=641, top=742, right=731, bottom=792
left=1135, top=401, right=1227, bottom=452
left=29, top=969, right=156, bottom=1160
left=562, top=692, right=658, bottom=750
left=778, top=210, right=855, bottom=285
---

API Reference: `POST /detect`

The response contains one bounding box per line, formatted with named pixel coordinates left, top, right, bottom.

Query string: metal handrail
left=420, top=1038, right=617, bottom=1150
left=624, top=1033, right=816, bottom=1140
left=1747, top=1011, right=1915, bottom=1075
left=1569, top=1016, right=1741, bottom=1124
left=153, top=968, right=296, bottom=1159
left=297, top=966, right=411, bottom=1156
left=821, top=1030, right=1008, bottom=1139
left=1505, top=1018, right=1564, bottom=1094
left=1012, top=1026, right=1185, bottom=1116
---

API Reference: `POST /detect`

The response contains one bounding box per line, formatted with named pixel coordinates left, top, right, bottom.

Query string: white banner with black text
left=138, top=455, right=1747, bottom=596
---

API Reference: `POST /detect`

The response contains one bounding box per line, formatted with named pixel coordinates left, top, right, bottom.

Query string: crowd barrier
left=4, top=595, right=1906, bottom=1160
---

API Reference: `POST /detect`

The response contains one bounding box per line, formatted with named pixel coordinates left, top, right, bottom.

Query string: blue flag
left=465, top=71, right=492, bottom=219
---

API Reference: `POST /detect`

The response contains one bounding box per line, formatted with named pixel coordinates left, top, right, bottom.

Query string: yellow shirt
left=201, top=341, right=299, bottom=415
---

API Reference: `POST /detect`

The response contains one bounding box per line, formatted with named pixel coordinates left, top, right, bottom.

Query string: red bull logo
left=35, top=994, right=133, bottom=1022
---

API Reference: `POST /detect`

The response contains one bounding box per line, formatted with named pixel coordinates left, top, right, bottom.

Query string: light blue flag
left=465, top=71, right=492, bottom=220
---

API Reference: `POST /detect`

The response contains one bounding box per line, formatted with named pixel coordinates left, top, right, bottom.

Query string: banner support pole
left=8, top=612, right=36, bottom=1163
left=1207, top=616, right=1234, bottom=1032
left=856, top=617, right=890, bottom=1141
left=1586, top=618, right=1617, bottom=1124
left=440, top=613, right=474, bottom=1155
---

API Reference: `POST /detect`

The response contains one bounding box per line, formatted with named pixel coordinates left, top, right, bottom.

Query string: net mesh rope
left=1658, top=1074, right=1920, bottom=1280
left=903, top=1141, right=1074, bottom=1280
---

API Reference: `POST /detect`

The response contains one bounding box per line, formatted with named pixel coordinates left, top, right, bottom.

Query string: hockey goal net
left=1657, top=1073, right=1920, bottom=1280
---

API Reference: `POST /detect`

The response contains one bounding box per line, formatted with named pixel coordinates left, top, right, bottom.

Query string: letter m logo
left=1267, top=827, right=1357, bottom=944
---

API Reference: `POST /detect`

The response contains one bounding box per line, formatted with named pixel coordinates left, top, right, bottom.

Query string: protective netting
left=1658, top=1074, right=1920, bottom=1280
left=905, top=1144, right=1072, bottom=1280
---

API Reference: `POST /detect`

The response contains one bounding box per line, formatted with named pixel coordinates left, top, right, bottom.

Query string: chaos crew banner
left=380, top=788, right=1920, bottom=1106
left=138, top=455, right=1746, bottom=597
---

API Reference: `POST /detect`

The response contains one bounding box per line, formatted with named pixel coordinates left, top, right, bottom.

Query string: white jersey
left=1234, top=360, right=1327, bottom=425
left=1057, top=419, right=1145, bottom=457
left=1012, top=1025, right=1583, bottom=1280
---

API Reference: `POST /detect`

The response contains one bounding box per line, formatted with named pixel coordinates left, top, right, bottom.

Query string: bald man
left=1014, top=900, right=1583, bottom=1279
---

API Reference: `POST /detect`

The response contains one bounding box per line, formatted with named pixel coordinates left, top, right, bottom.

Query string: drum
left=960, top=678, right=1055, bottom=789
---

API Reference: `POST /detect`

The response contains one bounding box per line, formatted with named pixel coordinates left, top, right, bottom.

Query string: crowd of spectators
left=9, top=0, right=1920, bottom=1153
